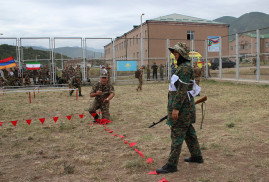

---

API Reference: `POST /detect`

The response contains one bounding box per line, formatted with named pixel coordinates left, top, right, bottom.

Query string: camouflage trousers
left=168, top=124, right=202, bottom=166
left=137, top=78, right=142, bottom=90
left=88, top=100, right=110, bottom=119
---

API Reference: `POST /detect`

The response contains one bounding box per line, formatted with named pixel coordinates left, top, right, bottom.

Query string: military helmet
left=169, top=42, right=190, bottom=60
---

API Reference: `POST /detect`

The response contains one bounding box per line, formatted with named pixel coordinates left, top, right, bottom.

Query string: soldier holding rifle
left=156, top=42, right=203, bottom=174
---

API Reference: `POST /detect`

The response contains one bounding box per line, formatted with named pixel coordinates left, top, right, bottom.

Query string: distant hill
left=214, top=16, right=237, bottom=25
left=214, top=12, right=269, bottom=35
left=0, top=44, right=69, bottom=61
left=55, top=47, right=104, bottom=59
left=31, top=46, right=104, bottom=59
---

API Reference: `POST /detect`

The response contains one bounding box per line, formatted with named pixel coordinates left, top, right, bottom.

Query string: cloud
left=0, top=0, right=269, bottom=48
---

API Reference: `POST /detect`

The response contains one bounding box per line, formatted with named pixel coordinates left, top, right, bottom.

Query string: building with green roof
left=105, top=13, right=229, bottom=65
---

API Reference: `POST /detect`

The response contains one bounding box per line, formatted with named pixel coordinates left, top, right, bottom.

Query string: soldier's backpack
left=135, top=70, right=140, bottom=78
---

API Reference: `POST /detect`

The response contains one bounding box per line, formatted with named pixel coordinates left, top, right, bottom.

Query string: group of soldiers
left=0, top=65, right=52, bottom=87
left=0, top=64, right=86, bottom=88
left=146, top=63, right=165, bottom=80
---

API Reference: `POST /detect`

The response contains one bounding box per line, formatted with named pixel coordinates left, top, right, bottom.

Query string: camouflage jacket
left=167, top=61, right=196, bottom=127
left=91, top=82, right=115, bottom=102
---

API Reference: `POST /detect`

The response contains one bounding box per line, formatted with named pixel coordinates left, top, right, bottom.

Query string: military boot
left=156, top=163, right=178, bottom=174
left=184, top=156, right=204, bottom=163
left=69, top=90, right=74, bottom=96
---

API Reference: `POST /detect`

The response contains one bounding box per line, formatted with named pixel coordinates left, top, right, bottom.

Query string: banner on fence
left=117, top=60, right=137, bottom=71
left=208, top=36, right=220, bottom=52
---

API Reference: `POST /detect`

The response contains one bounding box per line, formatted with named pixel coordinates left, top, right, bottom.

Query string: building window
left=249, top=44, right=252, bottom=49
left=133, top=36, right=135, bottom=45
left=137, top=52, right=139, bottom=59
left=266, top=42, right=269, bottom=48
left=187, top=31, right=194, bottom=40
left=230, top=46, right=233, bottom=51
left=136, top=35, right=138, bottom=44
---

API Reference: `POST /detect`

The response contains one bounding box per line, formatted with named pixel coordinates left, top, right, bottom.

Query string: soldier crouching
left=88, top=70, right=115, bottom=122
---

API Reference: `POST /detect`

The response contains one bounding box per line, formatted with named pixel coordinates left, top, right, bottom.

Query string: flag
left=0, top=57, right=17, bottom=70
left=26, top=62, right=41, bottom=70
left=117, top=61, right=137, bottom=71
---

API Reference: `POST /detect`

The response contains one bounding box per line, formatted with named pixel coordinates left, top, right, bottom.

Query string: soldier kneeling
left=88, top=70, right=115, bottom=122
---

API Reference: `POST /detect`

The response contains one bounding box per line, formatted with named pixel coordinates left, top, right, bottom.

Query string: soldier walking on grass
left=156, top=42, right=203, bottom=174
left=136, top=66, right=143, bottom=91
left=88, top=70, right=115, bottom=122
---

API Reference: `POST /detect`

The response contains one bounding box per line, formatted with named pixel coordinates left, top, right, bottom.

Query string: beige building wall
left=229, top=34, right=269, bottom=62
left=105, top=18, right=229, bottom=65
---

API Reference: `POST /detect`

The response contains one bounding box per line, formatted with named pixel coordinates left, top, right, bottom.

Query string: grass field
left=0, top=80, right=269, bottom=182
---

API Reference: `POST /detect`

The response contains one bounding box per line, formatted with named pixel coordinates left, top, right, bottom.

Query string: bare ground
left=0, top=80, right=269, bottom=182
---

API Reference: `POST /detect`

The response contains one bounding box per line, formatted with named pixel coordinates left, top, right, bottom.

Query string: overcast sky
left=0, top=0, right=268, bottom=49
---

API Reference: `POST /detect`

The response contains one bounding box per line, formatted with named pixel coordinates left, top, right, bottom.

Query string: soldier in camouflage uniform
left=157, top=42, right=203, bottom=174
left=69, top=67, right=83, bottom=97
left=136, top=66, right=143, bottom=91
left=89, top=70, right=115, bottom=121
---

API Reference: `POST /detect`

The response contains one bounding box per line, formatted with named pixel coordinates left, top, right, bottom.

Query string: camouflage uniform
left=69, top=68, right=82, bottom=96
left=147, top=65, right=150, bottom=80
left=88, top=81, right=115, bottom=119
left=160, top=64, right=164, bottom=80
left=193, top=65, right=202, bottom=86
left=166, top=42, right=202, bottom=167
left=136, top=67, right=143, bottom=91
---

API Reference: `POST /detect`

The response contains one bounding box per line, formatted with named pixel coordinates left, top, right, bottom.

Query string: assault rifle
left=148, top=96, right=207, bottom=128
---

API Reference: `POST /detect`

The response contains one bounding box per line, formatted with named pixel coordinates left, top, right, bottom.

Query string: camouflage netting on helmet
left=169, top=42, right=190, bottom=60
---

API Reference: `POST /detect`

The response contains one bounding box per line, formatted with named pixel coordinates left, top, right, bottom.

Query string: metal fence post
left=205, top=40, right=208, bottom=78
left=166, top=39, right=170, bottom=80
left=236, top=33, right=239, bottom=80
left=256, top=29, right=260, bottom=81
left=219, top=36, right=222, bottom=79
left=112, top=39, right=116, bottom=83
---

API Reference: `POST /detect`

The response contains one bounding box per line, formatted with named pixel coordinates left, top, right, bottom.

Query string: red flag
left=119, top=135, right=125, bottom=139
left=158, top=178, right=168, bottom=182
left=79, top=114, right=84, bottom=119
left=108, top=130, right=113, bottom=133
left=134, top=149, right=144, bottom=158
left=129, top=142, right=137, bottom=147
left=105, top=128, right=110, bottom=131
left=26, top=119, right=32, bottom=125
left=124, top=140, right=128, bottom=144
left=53, top=117, right=59, bottom=123
left=147, top=158, right=153, bottom=164
left=90, top=113, right=97, bottom=118
left=11, top=120, right=17, bottom=126
left=89, top=124, right=92, bottom=126
left=39, top=118, right=45, bottom=124
left=0, top=122, right=3, bottom=126
left=148, top=171, right=159, bottom=175
left=66, top=115, right=72, bottom=120
left=112, top=134, right=118, bottom=136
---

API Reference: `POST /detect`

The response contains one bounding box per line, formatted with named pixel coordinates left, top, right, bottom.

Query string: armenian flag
left=0, top=57, right=17, bottom=70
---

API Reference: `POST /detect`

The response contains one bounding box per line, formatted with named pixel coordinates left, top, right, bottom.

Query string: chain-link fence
left=1, top=28, right=269, bottom=88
